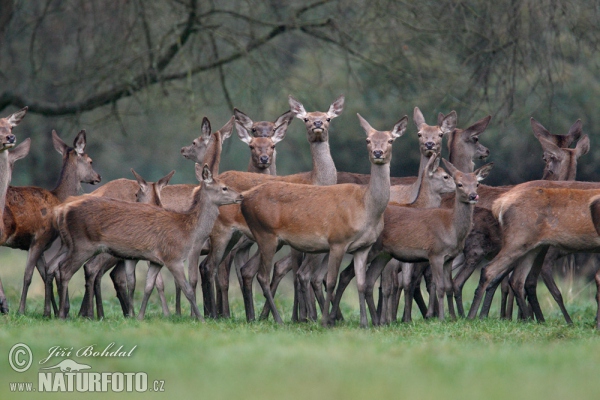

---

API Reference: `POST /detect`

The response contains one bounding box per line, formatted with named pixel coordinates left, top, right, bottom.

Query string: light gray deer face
left=180, top=117, right=233, bottom=163
left=197, top=164, right=243, bottom=206
left=443, top=159, right=493, bottom=204
left=414, top=107, right=456, bottom=157
left=53, top=129, right=101, bottom=185
left=358, top=114, right=408, bottom=165
left=289, top=95, right=344, bottom=143
left=425, top=154, right=456, bottom=195
left=0, top=107, right=27, bottom=150
left=447, top=115, right=492, bottom=163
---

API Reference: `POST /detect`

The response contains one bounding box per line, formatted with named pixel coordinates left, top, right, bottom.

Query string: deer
left=589, top=195, right=600, bottom=330
left=0, top=138, right=31, bottom=312
left=79, top=116, right=241, bottom=318
left=240, top=113, right=407, bottom=327
left=77, top=169, right=175, bottom=319
left=4, top=129, right=101, bottom=315
left=330, top=113, right=492, bottom=324
left=48, top=163, right=243, bottom=320
left=257, top=107, right=459, bottom=322
left=452, top=118, right=589, bottom=319
left=200, top=95, right=344, bottom=319
left=466, top=182, right=600, bottom=324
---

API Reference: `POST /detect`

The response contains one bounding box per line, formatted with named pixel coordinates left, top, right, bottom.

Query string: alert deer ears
left=218, top=116, right=235, bottom=143
left=439, top=111, right=457, bottom=134
left=200, top=117, right=212, bottom=140
left=274, top=110, right=294, bottom=130
left=464, top=115, right=492, bottom=138
left=52, top=130, right=69, bottom=156
left=131, top=168, right=148, bottom=190
left=474, top=162, right=494, bottom=182
left=73, top=130, right=87, bottom=155
left=413, top=107, right=426, bottom=129
left=426, top=153, right=440, bottom=176
left=575, top=134, right=591, bottom=158
left=391, top=116, right=408, bottom=139
left=200, top=163, right=213, bottom=183
left=288, top=95, right=307, bottom=119
left=157, top=170, right=176, bottom=189
left=326, top=95, right=345, bottom=119
left=8, top=138, right=31, bottom=165
left=7, top=107, right=28, bottom=127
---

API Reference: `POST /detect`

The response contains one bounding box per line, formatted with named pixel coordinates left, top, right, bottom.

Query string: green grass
left=0, top=249, right=599, bottom=400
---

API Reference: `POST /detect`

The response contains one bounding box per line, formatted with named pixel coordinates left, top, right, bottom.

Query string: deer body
left=51, top=165, right=242, bottom=319
left=241, top=114, right=407, bottom=327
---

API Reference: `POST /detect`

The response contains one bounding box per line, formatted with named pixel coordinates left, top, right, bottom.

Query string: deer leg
left=18, top=243, right=46, bottom=314
left=153, top=269, right=169, bottom=317
left=138, top=263, right=159, bottom=320
left=57, top=252, right=90, bottom=319
left=523, top=247, right=550, bottom=323
left=240, top=251, right=262, bottom=322
left=365, top=254, right=392, bottom=326
left=595, top=267, right=600, bottom=330
left=381, top=259, right=400, bottom=325
left=167, top=261, right=202, bottom=321
left=110, top=261, right=130, bottom=317
left=183, top=239, right=205, bottom=316
left=0, top=276, right=7, bottom=313
left=444, top=259, right=456, bottom=320
left=259, top=252, right=293, bottom=320
left=428, top=256, right=446, bottom=320
left=321, top=246, right=347, bottom=327
left=352, top=247, right=372, bottom=328
left=254, top=237, right=282, bottom=324
left=43, top=249, right=66, bottom=318
left=330, top=262, right=355, bottom=322
left=310, top=254, right=329, bottom=317
left=500, top=276, right=510, bottom=319
left=297, top=254, right=316, bottom=321
left=467, top=248, right=527, bottom=320
left=539, top=249, right=572, bottom=324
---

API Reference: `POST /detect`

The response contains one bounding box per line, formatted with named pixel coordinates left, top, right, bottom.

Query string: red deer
left=241, top=114, right=408, bottom=327
left=49, top=164, right=242, bottom=320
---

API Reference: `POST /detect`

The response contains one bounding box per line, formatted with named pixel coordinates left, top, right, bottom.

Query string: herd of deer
left=1, top=94, right=600, bottom=329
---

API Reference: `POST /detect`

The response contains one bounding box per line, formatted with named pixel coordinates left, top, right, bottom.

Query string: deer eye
left=388, top=139, right=393, bottom=144
left=271, top=145, right=276, bottom=149
left=304, top=118, right=309, bottom=122
left=222, top=187, right=228, bottom=191
left=251, top=128, right=256, bottom=133
left=326, top=118, right=331, bottom=122
left=477, top=183, right=480, bottom=187
left=439, top=133, right=444, bottom=137
left=249, top=145, right=255, bottom=150
left=417, top=133, right=422, bottom=137
left=457, top=183, right=463, bottom=187
left=366, top=139, right=371, bottom=144
left=443, top=175, right=449, bottom=179
left=473, top=137, right=479, bottom=142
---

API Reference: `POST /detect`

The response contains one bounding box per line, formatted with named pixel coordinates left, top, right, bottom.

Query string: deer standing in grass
left=49, top=163, right=242, bottom=319
left=7, top=130, right=101, bottom=315
left=241, top=114, right=407, bottom=327
left=201, top=95, right=344, bottom=319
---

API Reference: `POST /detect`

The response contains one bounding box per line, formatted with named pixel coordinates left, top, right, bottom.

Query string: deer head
left=447, top=114, right=492, bottom=166
left=131, top=169, right=175, bottom=206
left=196, top=163, right=243, bottom=205
left=52, top=129, right=101, bottom=185
left=234, top=108, right=291, bottom=170
left=531, top=117, right=582, bottom=149
left=289, top=95, right=344, bottom=143
left=425, top=153, right=456, bottom=195
left=414, top=107, right=456, bottom=157
left=0, top=107, right=27, bottom=150
left=539, top=134, right=590, bottom=181
left=442, top=159, right=494, bottom=204
left=358, top=114, right=407, bottom=164
left=180, top=117, right=233, bottom=162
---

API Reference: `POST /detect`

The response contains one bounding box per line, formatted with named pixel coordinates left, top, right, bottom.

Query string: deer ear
left=157, top=170, right=176, bottom=189
left=201, top=163, right=213, bottom=183
left=391, top=116, right=408, bottom=139
left=437, top=112, right=445, bottom=127
left=219, top=116, right=235, bottom=143
left=538, top=136, right=561, bottom=155
left=413, top=107, right=425, bottom=129
left=441, top=158, right=459, bottom=177
left=575, top=134, right=591, bottom=158
left=271, top=123, right=287, bottom=145
left=52, top=130, right=69, bottom=155
left=440, top=111, right=457, bottom=134
left=73, top=130, right=86, bottom=155
left=9, top=138, right=31, bottom=164
left=288, top=95, right=307, bottom=119
left=234, top=108, right=253, bottom=131
left=357, top=113, right=374, bottom=135
left=530, top=117, right=554, bottom=144
left=465, top=115, right=492, bottom=138
left=474, top=162, right=494, bottom=182
left=201, top=117, right=211, bottom=140
left=566, top=119, right=583, bottom=144
left=235, top=119, right=253, bottom=145
left=426, top=153, right=439, bottom=176
left=131, top=168, right=148, bottom=189
left=327, top=95, right=345, bottom=119
left=274, top=110, right=294, bottom=129
left=7, top=107, right=28, bottom=127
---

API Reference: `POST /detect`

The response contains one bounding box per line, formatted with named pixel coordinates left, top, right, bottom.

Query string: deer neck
left=407, top=154, right=432, bottom=204
left=415, top=173, right=441, bottom=208
left=448, top=133, right=474, bottom=173
left=204, top=135, right=222, bottom=176
left=0, top=151, right=11, bottom=233
left=452, top=194, right=475, bottom=242
left=188, top=187, right=222, bottom=244
left=365, top=161, right=391, bottom=219
left=310, top=141, right=336, bottom=186
left=51, top=160, right=82, bottom=202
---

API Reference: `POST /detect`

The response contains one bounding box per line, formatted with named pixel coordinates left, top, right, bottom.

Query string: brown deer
left=49, top=163, right=242, bottom=319
left=200, top=95, right=344, bottom=319
left=301, top=153, right=455, bottom=322
left=7, top=130, right=101, bottom=315
left=330, top=160, right=493, bottom=324
left=589, top=195, right=600, bottom=330
left=78, top=169, right=175, bottom=319
left=453, top=119, right=589, bottom=319
left=0, top=138, right=31, bottom=312
left=240, top=114, right=407, bottom=327
left=466, top=181, right=600, bottom=322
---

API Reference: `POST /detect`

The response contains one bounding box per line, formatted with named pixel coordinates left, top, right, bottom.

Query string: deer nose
left=7, top=135, right=15, bottom=144
left=314, top=120, right=323, bottom=128
left=259, top=155, right=269, bottom=164
left=425, top=141, right=435, bottom=150
left=469, top=193, right=478, bottom=202
left=373, top=150, right=383, bottom=159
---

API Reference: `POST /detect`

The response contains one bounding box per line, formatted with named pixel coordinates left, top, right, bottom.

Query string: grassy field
left=0, top=249, right=599, bottom=400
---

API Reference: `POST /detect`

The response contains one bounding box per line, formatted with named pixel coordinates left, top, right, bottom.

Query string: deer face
left=199, top=164, right=243, bottom=205
left=414, top=107, right=456, bottom=158
left=235, top=109, right=289, bottom=170
left=181, top=117, right=214, bottom=162
left=289, top=95, right=344, bottom=143
left=358, top=114, right=408, bottom=165
left=541, top=134, right=590, bottom=181
left=425, top=155, right=455, bottom=195
left=75, top=152, right=101, bottom=185
left=247, top=137, right=277, bottom=170
left=443, top=159, right=493, bottom=204
left=0, top=107, right=27, bottom=151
